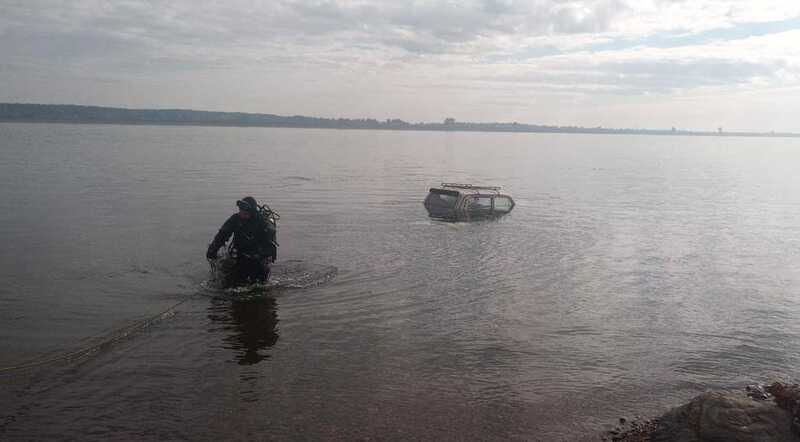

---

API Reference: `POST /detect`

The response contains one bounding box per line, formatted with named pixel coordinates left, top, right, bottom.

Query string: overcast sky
left=2, top=0, right=800, bottom=131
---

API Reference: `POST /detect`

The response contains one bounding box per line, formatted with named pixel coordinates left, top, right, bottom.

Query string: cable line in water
left=0, top=298, right=188, bottom=374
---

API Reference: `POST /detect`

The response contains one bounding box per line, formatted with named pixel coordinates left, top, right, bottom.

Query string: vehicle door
left=465, top=194, right=493, bottom=219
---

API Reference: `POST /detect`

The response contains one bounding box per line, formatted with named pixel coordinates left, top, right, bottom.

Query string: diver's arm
left=206, top=215, right=237, bottom=258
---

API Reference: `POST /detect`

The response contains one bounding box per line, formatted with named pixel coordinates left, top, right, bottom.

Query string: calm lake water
left=2, top=122, right=800, bottom=440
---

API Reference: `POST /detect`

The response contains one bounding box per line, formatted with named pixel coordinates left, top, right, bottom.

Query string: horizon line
left=1, top=102, right=798, bottom=138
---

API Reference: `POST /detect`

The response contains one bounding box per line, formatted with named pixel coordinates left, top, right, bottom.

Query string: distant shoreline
left=4, top=118, right=799, bottom=138
left=2, top=103, right=798, bottom=138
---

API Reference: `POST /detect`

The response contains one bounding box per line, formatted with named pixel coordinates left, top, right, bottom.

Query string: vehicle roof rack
left=441, top=183, right=502, bottom=192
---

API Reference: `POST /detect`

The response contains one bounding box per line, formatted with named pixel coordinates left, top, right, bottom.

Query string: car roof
left=431, top=183, right=506, bottom=196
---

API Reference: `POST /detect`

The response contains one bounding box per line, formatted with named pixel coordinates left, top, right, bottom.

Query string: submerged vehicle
left=423, top=183, right=515, bottom=221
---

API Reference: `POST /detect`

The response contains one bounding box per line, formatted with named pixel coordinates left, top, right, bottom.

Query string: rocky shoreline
left=602, top=382, right=800, bottom=441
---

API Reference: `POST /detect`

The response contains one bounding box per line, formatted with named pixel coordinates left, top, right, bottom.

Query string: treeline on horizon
left=0, top=103, right=795, bottom=137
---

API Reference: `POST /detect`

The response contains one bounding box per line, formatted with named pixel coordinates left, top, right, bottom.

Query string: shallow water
left=2, top=123, right=800, bottom=440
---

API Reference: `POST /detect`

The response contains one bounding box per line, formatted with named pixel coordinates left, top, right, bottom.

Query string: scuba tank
left=258, top=203, right=279, bottom=228
left=257, top=203, right=279, bottom=261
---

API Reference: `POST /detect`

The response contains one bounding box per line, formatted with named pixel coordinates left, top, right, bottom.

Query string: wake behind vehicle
left=423, top=183, right=515, bottom=221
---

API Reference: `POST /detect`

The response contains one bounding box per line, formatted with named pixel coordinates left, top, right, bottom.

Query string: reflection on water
left=202, top=260, right=337, bottom=366
left=207, top=295, right=279, bottom=365
left=5, top=125, right=800, bottom=440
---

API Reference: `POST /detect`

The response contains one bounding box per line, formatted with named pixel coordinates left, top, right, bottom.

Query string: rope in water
left=2, top=204, right=279, bottom=374
left=0, top=298, right=189, bottom=374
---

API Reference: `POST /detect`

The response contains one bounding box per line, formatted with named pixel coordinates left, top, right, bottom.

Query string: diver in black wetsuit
left=206, top=196, right=277, bottom=285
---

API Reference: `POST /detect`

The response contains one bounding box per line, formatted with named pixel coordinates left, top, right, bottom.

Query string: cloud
left=1, top=0, right=800, bottom=130
left=473, top=30, right=800, bottom=96
left=3, top=1, right=796, bottom=67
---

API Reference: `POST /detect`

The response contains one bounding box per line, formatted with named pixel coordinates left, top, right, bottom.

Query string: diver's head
left=236, top=196, right=258, bottom=220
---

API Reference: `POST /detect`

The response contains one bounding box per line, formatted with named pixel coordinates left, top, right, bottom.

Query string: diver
left=206, top=196, right=278, bottom=286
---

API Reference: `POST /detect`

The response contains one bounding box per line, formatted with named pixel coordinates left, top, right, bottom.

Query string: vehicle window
left=467, top=195, right=492, bottom=214
left=494, top=196, right=513, bottom=213
left=426, top=192, right=458, bottom=209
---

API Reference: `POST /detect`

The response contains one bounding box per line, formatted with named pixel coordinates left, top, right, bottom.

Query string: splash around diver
left=205, top=258, right=339, bottom=299
left=208, top=251, right=272, bottom=293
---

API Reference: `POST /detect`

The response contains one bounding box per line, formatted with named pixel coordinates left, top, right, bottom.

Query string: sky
left=2, top=0, right=800, bottom=131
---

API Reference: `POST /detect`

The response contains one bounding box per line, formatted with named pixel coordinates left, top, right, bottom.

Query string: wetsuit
left=207, top=211, right=277, bottom=285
